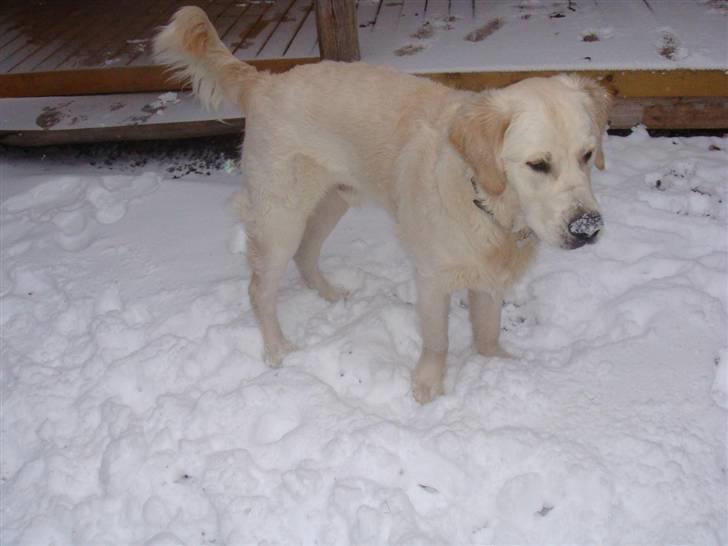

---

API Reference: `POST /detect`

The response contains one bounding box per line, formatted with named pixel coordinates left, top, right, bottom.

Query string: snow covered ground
left=1, top=128, right=727, bottom=544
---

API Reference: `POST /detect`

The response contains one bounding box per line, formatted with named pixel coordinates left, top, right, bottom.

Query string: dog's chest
left=435, top=183, right=537, bottom=289
left=439, top=223, right=536, bottom=290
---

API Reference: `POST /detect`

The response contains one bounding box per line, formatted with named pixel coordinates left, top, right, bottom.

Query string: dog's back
left=153, top=7, right=453, bottom=194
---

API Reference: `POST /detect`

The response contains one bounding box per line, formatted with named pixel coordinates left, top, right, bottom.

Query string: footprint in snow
left=657, top=29, right=688, bottom=61
left=580, top=27, right=613, bottom=42
left=87, top=173, right=160, bottom=224
left=640, top=160, right=723, bottom=217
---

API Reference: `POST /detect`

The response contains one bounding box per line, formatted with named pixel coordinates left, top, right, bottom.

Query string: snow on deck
left=1, top=131, right=727, bottom=544
left=1, top=0, right=726, bottom=74
left=0, top=91, right=241, bottom=132
left=359, top=0, right=728, bottom=72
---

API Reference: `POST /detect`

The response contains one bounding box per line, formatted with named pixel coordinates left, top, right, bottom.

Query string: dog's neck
left=470, top=177, right=533, bottom=243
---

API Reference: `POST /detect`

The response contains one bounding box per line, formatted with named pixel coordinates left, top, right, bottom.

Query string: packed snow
left=1, top=128, right=727, bottom=544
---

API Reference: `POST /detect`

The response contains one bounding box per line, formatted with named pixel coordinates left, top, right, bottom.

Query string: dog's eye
left=527, top=160, right=550, bottom=174
left=582, top=150, right=593, bottom=163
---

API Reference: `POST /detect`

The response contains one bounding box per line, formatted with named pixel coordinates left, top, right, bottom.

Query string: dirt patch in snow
left=465, top=18, right=503, bottom=42
left=394, top=44, right=425, bottom=56
left=411, top=22, right=434, bottom=40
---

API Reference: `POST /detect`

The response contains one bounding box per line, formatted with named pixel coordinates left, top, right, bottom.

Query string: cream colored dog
left=154, top=7, right=611, bottom=403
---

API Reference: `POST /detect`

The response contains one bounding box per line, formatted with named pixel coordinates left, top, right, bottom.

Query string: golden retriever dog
left=154, top=7, right=611, bottom=403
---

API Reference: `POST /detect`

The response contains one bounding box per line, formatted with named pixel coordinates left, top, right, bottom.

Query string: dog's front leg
left=412, top=274, right=451, bottom=404
left=468, top=290, right=512, bottom=358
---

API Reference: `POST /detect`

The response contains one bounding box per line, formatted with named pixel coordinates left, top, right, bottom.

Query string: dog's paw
left=319, top=283, right=350, bottom=303
left=301, top=274, right=350, bottom=303
left=476, top=344, right=516, bottom=360
left=411, top=357, right=445, bottom=404
left=412, top=378, right=444, bottom=404
left=263, top=339, right=298, bottom=368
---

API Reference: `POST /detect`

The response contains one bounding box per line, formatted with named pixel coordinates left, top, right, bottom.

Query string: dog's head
left=449, top=75, right=612, bottom=249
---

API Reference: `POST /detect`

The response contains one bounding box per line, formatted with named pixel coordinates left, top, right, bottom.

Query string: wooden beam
left=615, top=97, right=728, bottom=130
left=2, top=66, right=726, bottom=100
left=0, top=118, right=245, bottom=146
left=424, top=69, right=728, bottom=98
left=3, top=96, right=724, bottom=148
left=0, top=58, right=319, bottom=98
left=314, top=0, right=360, bottom=61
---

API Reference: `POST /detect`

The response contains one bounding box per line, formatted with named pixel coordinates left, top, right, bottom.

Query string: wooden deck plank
left=219, top=1, right=257, bottom=52
left=358, top=0, right=405, bottom=57
left=215, top=2, right=253, bottom=44
left=0, top=119, right=246, bottom=147
left=402, top=1, right=427, bottom=26
left=257, top=0, right=307, bottom=59
left=0, top=3, right=24, bottom=25
left=125, top=0, right=220, bottom=66
left=0, top=27, right=24, bottom=53
left=357, top=0, right=383, bottom=32
left=374, top=0, right=405, bottom=33
left=3, top=66, right=725, bottom=100
left=33, top=2, right=136, bottom=71
left=0, top=59, right=319, bottom=98
left=424, top=69, right=728, bottom=98
left=59, top=0, right=179, bottom=68
left=5, top=4, right=99, bottom=73
left=61, top=0, right=167, bottom=69
left=66, top=1, right=164, bottom=69
left=111, top=0, right=185, bottom=67
left=0, top=4, right=87, bottom=72
left=283, top=2, right=318, bottom=57
left=0, top=2, right=88, bottom=69
left=220, top=1, right=288, bottom=58
left=229, top=1, right=277, bottom=56
left=0, top=1, right=92, bottom=72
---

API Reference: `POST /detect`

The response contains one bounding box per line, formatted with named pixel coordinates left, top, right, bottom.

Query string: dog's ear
left=449, top=97, right=510, bottom=196
left=579, top=78, right=613, bottom=170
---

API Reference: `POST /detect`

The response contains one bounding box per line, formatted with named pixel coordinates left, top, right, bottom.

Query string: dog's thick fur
left=154, top=7, right=612, bottom=403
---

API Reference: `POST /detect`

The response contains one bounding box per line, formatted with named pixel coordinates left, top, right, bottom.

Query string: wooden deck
left=0, top=0, right=320, bottom=72
left=0, top=0, right=725, bottom=143
left=0, top=0, right=330, bottom=97
left=2, top=0, right=725, bottom=98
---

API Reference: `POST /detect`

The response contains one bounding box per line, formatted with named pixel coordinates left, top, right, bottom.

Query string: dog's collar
left=471, top=177, right=496, bottom=219
left=471, top=177, right=533, bottom=243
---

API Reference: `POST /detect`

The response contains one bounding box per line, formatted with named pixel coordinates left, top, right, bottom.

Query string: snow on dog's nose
left=566, top=210, right=603, bottom=248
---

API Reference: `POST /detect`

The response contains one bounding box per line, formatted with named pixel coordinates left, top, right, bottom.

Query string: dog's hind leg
left=294, top=188, right=350, bottom=302
left=246, top=154, right=331, bottom=366
left=247, top=208, right=306, bottom=367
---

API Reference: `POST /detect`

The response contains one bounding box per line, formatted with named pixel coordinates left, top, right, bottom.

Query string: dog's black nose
left=568, top=211, right=602, bottom=243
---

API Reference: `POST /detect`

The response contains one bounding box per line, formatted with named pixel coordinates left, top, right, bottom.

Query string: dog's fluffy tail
left=153, top=6, right=263, bottom=112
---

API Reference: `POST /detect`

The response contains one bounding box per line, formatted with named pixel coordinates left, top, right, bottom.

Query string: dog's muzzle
left=565, top=210, right=603, bottom=249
